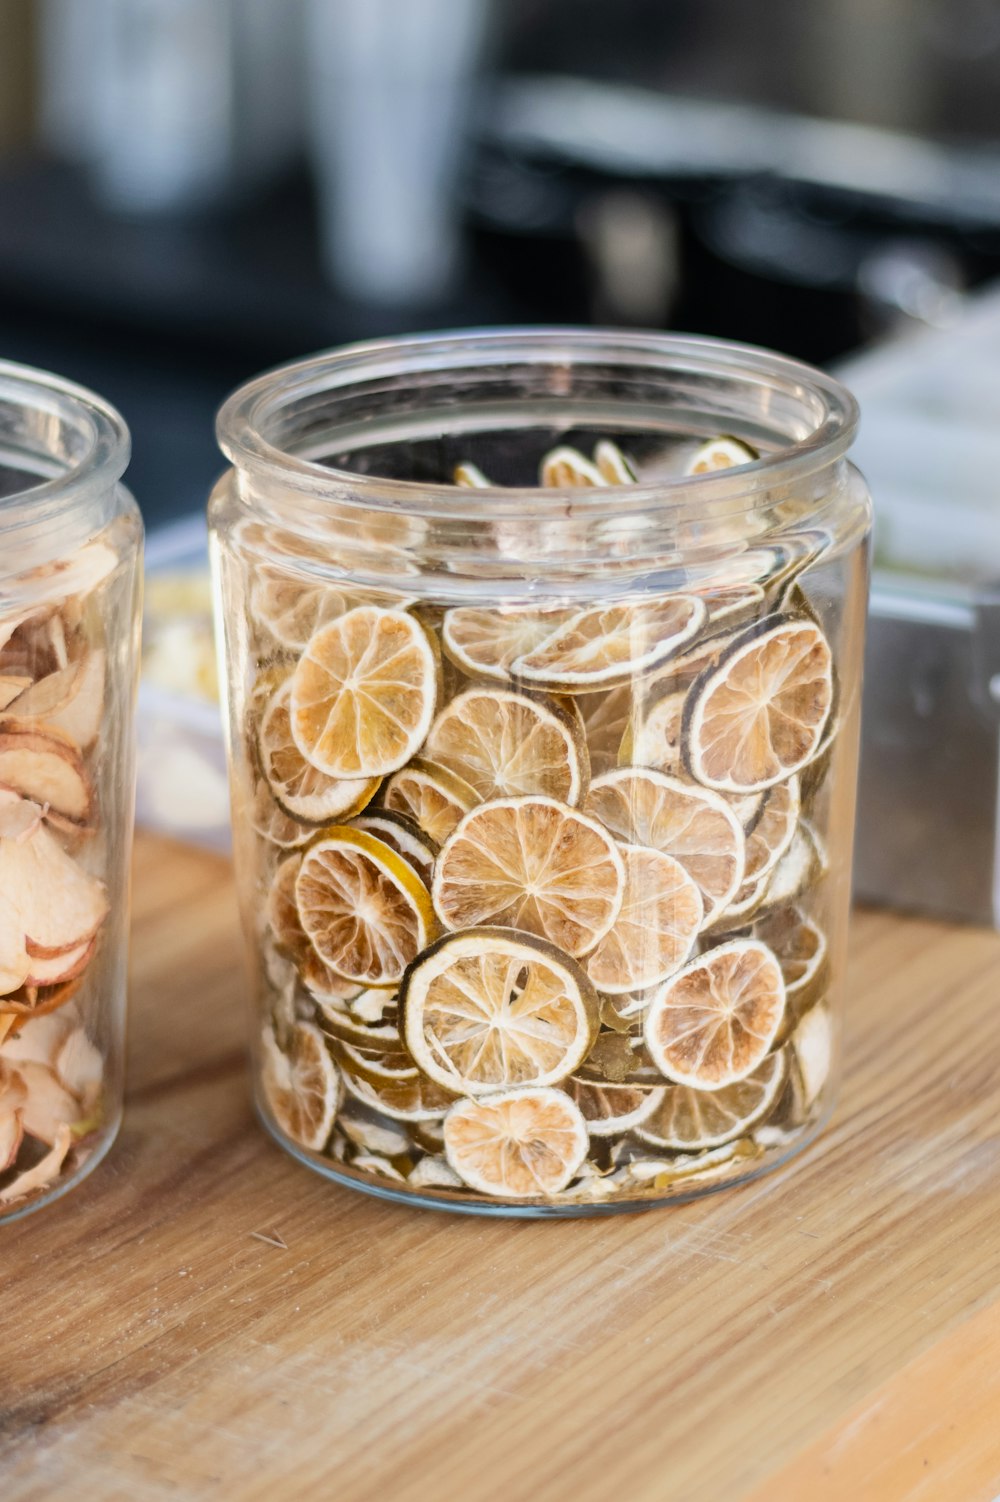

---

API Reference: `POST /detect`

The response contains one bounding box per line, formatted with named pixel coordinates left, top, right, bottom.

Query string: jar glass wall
left=210, top=330, right=870, bottom=1216
left=0, top=362, right=142, bottom=1222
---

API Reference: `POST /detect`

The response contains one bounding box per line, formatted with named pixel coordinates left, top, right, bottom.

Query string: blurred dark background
left=4, top=0, right=1000, bottom=525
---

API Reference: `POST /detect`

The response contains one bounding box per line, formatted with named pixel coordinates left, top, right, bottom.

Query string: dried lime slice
left=684, top=436, right=758, bottom=475
left=259, top=681, right=380, bottom=822
left=636, top=1050, right=786, bottom=1150
left=259, top=1021, right=339, bottom=1151
left=743, top=775, right=800, bottom=883
left=383, top=758, right=479, bottom=845
left=425, top=685, right=588, bottom=804
left=586, top=844, right=702, bottom=995
left=564, top=1076, right=665, bottom=1137
left=514, top=596, right=706, bottom=692
left=443, top=1086, right=589, bottom=1197
left=441, top=605, right=573, bottom=682
left=540, top=446, right=607, bottom=487
left=593, top=440, right=638, bottom=484
left=350, top=809, right=437, bottom=885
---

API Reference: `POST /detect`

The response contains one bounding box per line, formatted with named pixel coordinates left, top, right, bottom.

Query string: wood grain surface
left=3, top=832, right=1000, bottom=1502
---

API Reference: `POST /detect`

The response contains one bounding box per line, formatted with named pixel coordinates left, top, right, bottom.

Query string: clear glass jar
left=0, top=362, right=142, bottom=1222
left=210, top=330, right=870, bottom=1217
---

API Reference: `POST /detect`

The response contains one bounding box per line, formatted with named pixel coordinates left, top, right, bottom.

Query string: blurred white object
left=39, top=0, right=302, bottom=212
left=305, top=0, right=493, bottom=302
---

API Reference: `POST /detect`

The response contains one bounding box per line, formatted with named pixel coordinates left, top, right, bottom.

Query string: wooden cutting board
left=3, top=832, right=1000, bottom=1501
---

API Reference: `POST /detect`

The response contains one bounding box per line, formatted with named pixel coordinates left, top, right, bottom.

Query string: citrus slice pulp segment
left=636, top=1049, right=786, bottom=1150
left=564, top=1077, right=665, bottom=1136
left=425, top=686, right=587, bottom=805
left=539, top=446, right=608, bottom=488
left=441, top=605, right=574, bottom=682
left=684, top=436, right=759, bottom=475
left=295, top=828, right=434, bottom=987
left=586, top=844, right=703, bottom=994
left=743, top=775, right=800, bottom=882
left=351, top=809, right=437, bottom=885
left=259, top=682, right=380, bottom=822
left=443, top=1086, right=589, bottom=1197
left=290, top=607, right=438, bottom=778
left=260, top=1021, right=340, bottom=1151
left=644, top=938, right=786, bottom=1089
left=513, top=596, right=706, bottom=690
left=401, top=927, right=599, bottom=1094
left=684, top=616, right=834, bottom=792
left=252, top=570, right=360, bottom=652
left=432, top=796, right=625, bottom=957
left=584, top=768, right=745, bottom=929
left=383, top=758, right=479, bottom=844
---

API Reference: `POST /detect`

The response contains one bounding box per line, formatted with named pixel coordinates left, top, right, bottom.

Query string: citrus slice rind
left=432, top=795, right=625, bottom=957
left=513, top=596, right=707, bottom=691
left=259, top=681, right=380, bottom=823
left=743, top=775, right=800, bottom=883
left=259, top=1021, right=340, bottom=1151
left=683, top=615, right=834, bottom=792
left=294, top=827, right=434, bottom=988
left=290, top=606, right=438, bottom=779
left=586, top=844, right=703, bottom=995
left=755, top=905, right=828, bottom=1011
left=350, top=809, right=437, bottom=885
left=400, top=927, right=599, bottom=1095
left=565, top=1077, right=666, bottom=1137
left=643, top=938, right=786, bottom=1090
left=383, top=758, right=479, bottom=845
left=635, top=1049, right=786, bottom=1151
left=593, top=440, right=638, bottom=484
left=539, top=446, right=608, bottom=488
left=583, top=768, right=745, bottom=929
left=425, top=685, right=587, bottom=805
left=443, top=1086, right=589, bottom=1198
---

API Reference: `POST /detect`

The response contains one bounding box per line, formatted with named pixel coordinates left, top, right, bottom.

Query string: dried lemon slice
left=351, top=809, right=436, bottom=885
left=441, top=605, right=573, bottom=682
left=259, top=682, right=380, bottom=823
left=290, top=607, right=437, bottom=779
left=259, top=1021, right=340, bottom=1151
left=636, top=1050, right=786, bottom=1150
left=514, top=596, right=706, bottom=691
left=401, top=927, right=599, bottom=1094
left=443, top=1086, right=589, bottom=1197
left=564, top=1076, right=665, bottom=1136
left=295, top=827, right=434, bottom=987
left=425, top=685, right=587, bottom=804
left=683, top=616, right=833, bottom=792
left=383, top=758, right=478, bottom=844
left=684, top=436, right=758, bottom=474
left=586, top=844, right=702, bottom=994
left=584, top=768, right=744, bottom=929
left=252, top=570, right=358, bottom=653
left=433, top=795, right=624, bottom=956
left=743, top=775, right=800, bottom=883
left=644, top=938, right=786, bottom=1089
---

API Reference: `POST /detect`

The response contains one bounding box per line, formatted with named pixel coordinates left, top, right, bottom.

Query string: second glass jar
left=210, top=329, right=871, bottom=1216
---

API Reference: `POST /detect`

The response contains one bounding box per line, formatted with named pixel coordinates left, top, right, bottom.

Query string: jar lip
left=0, top=359, right=131, bottom=521
left=216, top=327, right=859, bottom=518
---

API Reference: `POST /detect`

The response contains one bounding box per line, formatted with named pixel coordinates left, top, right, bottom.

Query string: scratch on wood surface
left=249, top=1231, right=287, bottom=1250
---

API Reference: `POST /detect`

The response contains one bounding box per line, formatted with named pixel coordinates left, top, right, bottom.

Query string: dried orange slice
left=644, top=938, right=786, bottom=1089
left=433, top=796, right=624, bottom=957
left=290, top=606, right=437, bottom=778
left=252, top=569, right=359, bottom=652
left=295, top=828, right=434, bottom=987
left=351, top=809, right=436, bottom=885
left=425, top=686, right=587, bottom=804
left=584, top=768, right=744, bottom=928
left=586, top=845, right=702, bottom=994
left=441, top=604, right=573, bottom=682
left=743, top=775, right=800, bottom=883
left=259, top=1021, right=340, bottom=1150
left=401, top=927, right=598, bottom=1094
left=383, top=758, right=478, bottom=845
left=636, top=1050, right=786, bottom=1150
left=684, top=436, right=758, bottom=474
left=259, top=682, right=380, bottom=822
left=443, top=1086, right=589, bottom=1197
left=683, top=616, right=833, bottom=792
left=564, top=1077, right=665, bottom=1136
left=514, top=596, right=706, bottom=691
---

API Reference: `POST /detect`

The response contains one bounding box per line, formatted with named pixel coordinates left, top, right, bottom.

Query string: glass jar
left=210, top=330, right=870, bottom=1217
left=0, top=362, right=142, bottom=1222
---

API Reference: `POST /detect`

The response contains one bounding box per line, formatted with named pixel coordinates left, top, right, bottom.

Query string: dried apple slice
left=0, top=730, right=92, bottom=821
left=0, top=892, right=31, bottom=997
left=23, top=937, right=96, bottom=988
left=0, top=676, right=31, bottom=711
left=0, top=1061, right=26, bottom=1169
left=2, top=651, right=106, bottom=750
left=0, top=806, right=108, bottom=952
left=0, top=1121, right=72, bottom=1204
left=12, top=1061, right=79, bottom=1146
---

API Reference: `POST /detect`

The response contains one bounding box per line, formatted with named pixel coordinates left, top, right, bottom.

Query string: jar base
left=0, top=1108, right=122, bottom=1227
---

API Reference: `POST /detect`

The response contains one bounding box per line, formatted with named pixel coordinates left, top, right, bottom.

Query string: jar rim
left=0, top=360, right=131, bottom=525
left=216, top=327, right=859, bottom=520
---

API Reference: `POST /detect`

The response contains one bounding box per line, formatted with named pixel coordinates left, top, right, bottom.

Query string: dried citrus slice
left=540, top=445, right=607, bottom=487
left=743, top=775, right=800, bottom=883
left=454, top=462, right=492, bottom=488
left=441, top=604, right=573, bottom=682
left=636, top=1049, right=786, bottom=1150
left=443, top=1086, right=589, bottom=1197
left=594, top=440, right=637, bottom=484
left=644, top=938, right=786, bottom=1089
left=565, top=1076, right=665, bottom=1137
left=383, top=758, right=478, bottom=844
left=433, top=796, right=624, bottom=956
left=584, top=768, right=744, bottom=929
left=425, top=686, right=587, bottom=804
left=341, top=1066, right=455, bottom=1122
left=683, top=616, right=834, bottom=792
left=259, top=682, right=380, bottom=822
left=791, top=1002, right=832, bottom=1110
left=252, top=569, right=359, bottom=652
left=706, top=870, right=771, bottom=932
left=259, top=1021, right=340, bottom=1151
left=249, top=781, right=312, bottom=849
left=755, top=905, right=828, bottom=1009
left=401, top=927, right=598, bottom=1094
left=684, top=436, right=758, bottom=474
left=290, top=606, right=437, bottom=778
left=586, top=845, right=702, bottom=994
left=513, top=595, right=706, bottom=691
left=580, top=683, right=633, bottom=776
left=758, top=822, right=825, bottom=913
left=295, top=827, right=434, bottom=987
left=351, top=809, right=436, bottom=885
left=626, top=689, right=685, bottom=775
left=266, top=853, right=308, bottom=952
